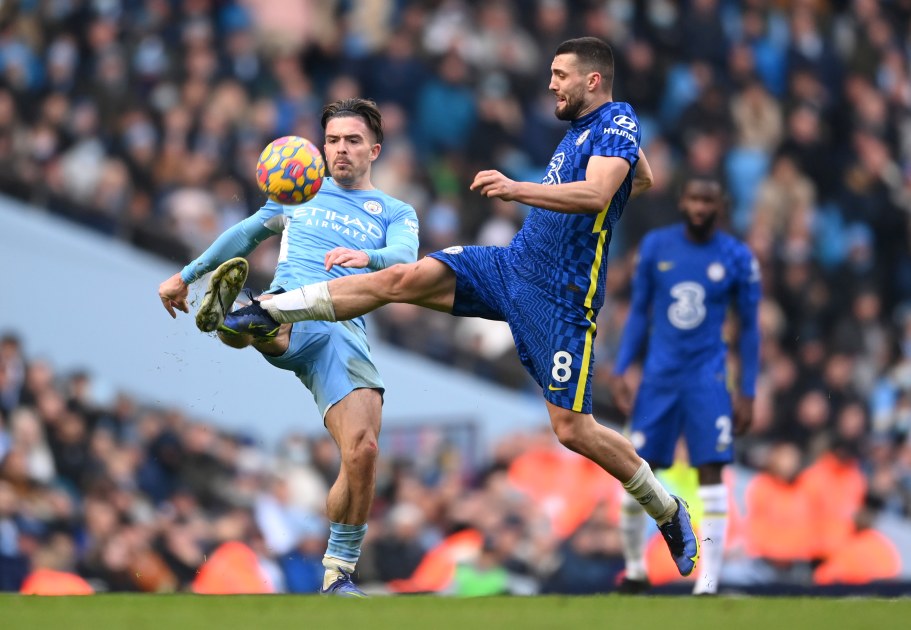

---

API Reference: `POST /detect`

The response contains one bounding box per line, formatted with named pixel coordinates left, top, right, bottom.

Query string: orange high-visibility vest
left=813, top=529, right=901, bottom=585
left=387, top=529, right=484, bottom=593
left=744, top=473, right=816, bottom=561
left=20, top=569, right=94, bottom=596
left=192, top=541, right=273, bottom=594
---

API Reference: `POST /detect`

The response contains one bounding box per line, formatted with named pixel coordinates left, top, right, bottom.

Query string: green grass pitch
left=3, top=595, right=910, bottom=630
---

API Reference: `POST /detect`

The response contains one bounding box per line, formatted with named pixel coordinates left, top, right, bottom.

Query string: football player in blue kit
left=232, top=37, right=701, bottom=582
left=157, top=98, right=419, bottom=597
left=610, top=176, right=761, bottom=595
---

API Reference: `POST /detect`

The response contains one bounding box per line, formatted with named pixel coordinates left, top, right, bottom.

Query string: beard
left=684, top=213, right=718, bottom=240
left=330, top=161, right=361, bottom=186
left=554, top=93, right=585, bottom=121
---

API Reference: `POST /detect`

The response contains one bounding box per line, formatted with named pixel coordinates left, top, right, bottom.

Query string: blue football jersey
left=614, top=224, right=761, bottom=396
left=510, top=101, right=641, bottom=311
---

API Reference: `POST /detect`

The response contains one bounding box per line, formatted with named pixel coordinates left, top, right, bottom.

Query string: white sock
left=693, top=483, right=728, bottom=595
left=622, top=460, right=677, bottom=525
left=620, top=492, right=648, bottom=580
left=322, top=554, right=357, bottom=591
left=263, top=282, right=336, bottom=323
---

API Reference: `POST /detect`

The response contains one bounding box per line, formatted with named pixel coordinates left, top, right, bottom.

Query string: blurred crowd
left=2, top=0, right=911, bottom=593
left=0, top=331, right=631, bottom=594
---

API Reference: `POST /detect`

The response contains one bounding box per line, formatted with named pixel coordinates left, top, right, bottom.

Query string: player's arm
left=470, top=154, right=632, bottom=214
left=324, top=207, right=420, bottom=271
left=158, top=205, right=281, bottom=318
left=630, top=149, right=653, bottom=199
left=732, top=252, right=762, bottom=434
left=609, top=237, right=655, bottom=414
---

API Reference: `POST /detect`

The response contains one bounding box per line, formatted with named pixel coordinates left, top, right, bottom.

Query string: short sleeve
left=590, top=103, right=641, bottom=167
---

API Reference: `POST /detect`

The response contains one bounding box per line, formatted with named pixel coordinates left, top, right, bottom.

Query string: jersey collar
left=571, top=101, right=613, bottom=129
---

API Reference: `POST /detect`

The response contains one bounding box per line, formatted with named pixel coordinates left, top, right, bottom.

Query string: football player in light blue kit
left=238, top=37, right=701, bottom=584
left=158, top=98, right=419, bottom=596
left=610, top=176, right=761, bottom=595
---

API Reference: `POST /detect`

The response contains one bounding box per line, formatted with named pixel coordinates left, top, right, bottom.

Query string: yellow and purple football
left=255, top=136, right=325, bottom=205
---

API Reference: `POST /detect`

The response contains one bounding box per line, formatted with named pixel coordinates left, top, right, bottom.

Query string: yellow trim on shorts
left=572, top=206, right=610, bottom=412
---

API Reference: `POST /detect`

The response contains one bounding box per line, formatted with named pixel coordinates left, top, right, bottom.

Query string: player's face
left=324, top=115, right=381, bottom=188
left=679, top=180, right=723, bottom=239
left=549, top=54, right=594, bottom=121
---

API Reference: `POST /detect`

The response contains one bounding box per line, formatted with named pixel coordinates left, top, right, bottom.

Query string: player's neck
left=684, top=225, right=716, bottom=244
left=575, top=94, right=613, bottom=120
left=334, top=177, right=375, bottom=191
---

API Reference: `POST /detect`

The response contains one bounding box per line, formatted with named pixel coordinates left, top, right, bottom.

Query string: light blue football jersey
left=263, top=177, right=419, bottom=291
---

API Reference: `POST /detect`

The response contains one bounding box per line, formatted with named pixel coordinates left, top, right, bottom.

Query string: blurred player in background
left=157, top=98, right=419, bottom=597
left=610, top=176, right=761, bottom=595
left=229, top=37, right=701, bottom=581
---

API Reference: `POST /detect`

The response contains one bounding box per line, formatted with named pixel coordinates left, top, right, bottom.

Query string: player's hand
left=158, top=273, right=190, bottom=319
left=324, top=247, right=370, bottom=270
left=733, top=396, right=754, bottom=435
left=470, top=170, right=519, bottom=201
left=608, top=374, right=634, bottom=416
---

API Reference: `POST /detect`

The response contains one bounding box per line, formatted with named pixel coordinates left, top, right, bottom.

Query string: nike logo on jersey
left=548, top=384, right=569, bottom=391
left=658, top=261, right=674, bottom=271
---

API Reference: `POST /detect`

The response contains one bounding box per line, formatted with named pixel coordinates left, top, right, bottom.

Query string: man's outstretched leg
left=252, top=258, right=458, bottom=326
left=547, top=403, right=699, bottom=577
left=320, top=388, right=382, bottom=597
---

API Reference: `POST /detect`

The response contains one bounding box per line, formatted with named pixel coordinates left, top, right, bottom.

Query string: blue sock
left=325, top=522, right=368, bottom=564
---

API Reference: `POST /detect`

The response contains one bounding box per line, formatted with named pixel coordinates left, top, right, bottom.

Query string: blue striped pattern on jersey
left=509, top=101, right=641, bottom=312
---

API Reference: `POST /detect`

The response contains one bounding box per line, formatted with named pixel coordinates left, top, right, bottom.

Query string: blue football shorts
left=429, top=245, right=596, bottom=414
left=629, top=373, right=734, bottom=468
left=262, top=318, right=384, bottom=419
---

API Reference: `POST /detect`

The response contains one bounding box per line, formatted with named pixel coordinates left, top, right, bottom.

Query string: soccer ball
left=255, top=136, right=325, bottom=205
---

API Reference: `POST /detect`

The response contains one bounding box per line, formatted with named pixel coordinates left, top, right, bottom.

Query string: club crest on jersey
left=363, top=200, right=383, bottom=215
left=543, top=152, right=565, bottom=185
left=576, top=129, right=590, bottom=145
left=443, top=246, right=464, bottom=255
left=707, top=262, right=726, bottom=282
left=612, top=115, right=638, bottom=132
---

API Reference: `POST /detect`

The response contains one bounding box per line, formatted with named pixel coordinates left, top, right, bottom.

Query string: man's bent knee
left=341, top=429, right=379, bottom=471
left=549, top=408, right=587, bottom=453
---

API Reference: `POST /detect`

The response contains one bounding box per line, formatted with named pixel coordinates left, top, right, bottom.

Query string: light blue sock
left=325, top=522, right=368, bottom=563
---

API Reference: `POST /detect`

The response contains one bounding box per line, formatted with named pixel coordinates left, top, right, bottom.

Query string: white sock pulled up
left=622, top=460, right=677, bottom=525
left=620, top=491, right=648, bottom=580
left=693, top=483, right=728, bottom=595
left=262, top=282, right=336, bottom=323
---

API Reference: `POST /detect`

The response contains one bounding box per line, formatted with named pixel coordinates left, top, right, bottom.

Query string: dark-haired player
left=226, top=37, right=701, bottom=580
left=611, top=176, right=761, bottom=595
left=158, top=98, right=419, bottom=596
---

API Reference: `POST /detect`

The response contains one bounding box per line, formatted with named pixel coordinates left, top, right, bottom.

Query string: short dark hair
left=680, top=173, right=728, bottom=200
left=555, top=37, right=614, bottom=91
left=321, top=98, right=384, bottom=144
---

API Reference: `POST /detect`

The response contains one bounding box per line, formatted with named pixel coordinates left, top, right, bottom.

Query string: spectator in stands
left=1, top=0, right=911, bottom=593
